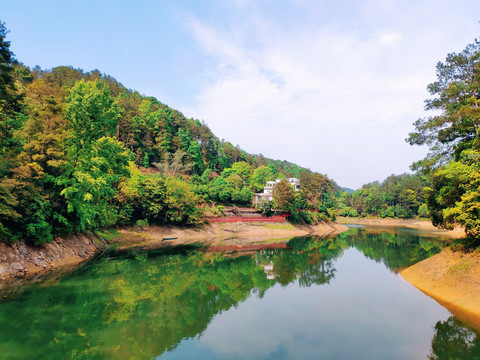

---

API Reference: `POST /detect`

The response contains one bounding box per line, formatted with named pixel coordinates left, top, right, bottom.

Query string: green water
left=0, top=226, right=479, bottom=359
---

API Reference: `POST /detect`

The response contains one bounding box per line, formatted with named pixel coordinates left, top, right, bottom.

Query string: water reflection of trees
left=336, top=227, right=447, bottom=270
left=0, top=237, right=344, bottom=359
left=0, top=232, right=465, bottom=359
left=274, top=237, right=346, bottom=287
left=429, top=317, right=480, bottom=360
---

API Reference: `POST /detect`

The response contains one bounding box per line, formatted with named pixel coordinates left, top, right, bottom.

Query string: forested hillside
left=337, top=174, right=429, bottom=219
left=0, top=22, right=335, bottom=244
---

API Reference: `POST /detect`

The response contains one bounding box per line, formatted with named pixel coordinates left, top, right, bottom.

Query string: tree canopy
left=408, top=35, right=480, bottom=243
left=408, top=39, right=480, bottom=171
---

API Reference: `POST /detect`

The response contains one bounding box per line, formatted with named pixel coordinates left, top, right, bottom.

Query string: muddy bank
left=0, top=234, right=101, bottom=286
left=110, top=222, right=349, bottom=250
left=401, top=249, right=480, bottom=330
left=0, top=221, right=348, bottom=284
left=337, top=216, right=465, bottom=238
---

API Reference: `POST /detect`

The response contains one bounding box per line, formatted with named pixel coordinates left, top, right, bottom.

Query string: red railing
left=206, top=215, right=287, bottom=223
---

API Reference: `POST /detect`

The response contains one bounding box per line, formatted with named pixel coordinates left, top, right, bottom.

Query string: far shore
left=337, top=216, right=465, bottom=238
left=108, top=221, right=349, bottom=250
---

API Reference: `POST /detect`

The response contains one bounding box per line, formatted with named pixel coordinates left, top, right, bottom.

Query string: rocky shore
left=0, top=233, right=101, bottom=288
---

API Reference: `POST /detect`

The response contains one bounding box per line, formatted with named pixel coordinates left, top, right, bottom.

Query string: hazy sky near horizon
left=2, top=0, right=480, bottom=188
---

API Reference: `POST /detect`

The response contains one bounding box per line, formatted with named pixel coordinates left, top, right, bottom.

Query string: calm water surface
left=0, top=226, right=479, bottom=359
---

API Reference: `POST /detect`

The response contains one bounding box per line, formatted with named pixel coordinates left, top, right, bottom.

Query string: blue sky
left=2, top=0, right=480, bottom=188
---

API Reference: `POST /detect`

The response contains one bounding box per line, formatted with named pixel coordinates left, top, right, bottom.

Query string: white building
left=254, top=178, right=300, bottom=206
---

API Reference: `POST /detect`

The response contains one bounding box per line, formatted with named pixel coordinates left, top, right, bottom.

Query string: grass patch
left=448, top=259, right=476, bottom=274
left=95, top=229, right=120, bottom=242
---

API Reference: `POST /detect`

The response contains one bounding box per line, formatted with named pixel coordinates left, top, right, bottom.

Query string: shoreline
left=337, top=216, right=465, bottom=238
left=340, top=216, right=480, bottom=330
left=0, top=221, right=349, bottom=285
left=109, top=222, right=349, bottom=250
left=401, top=249, right=480, bottom=331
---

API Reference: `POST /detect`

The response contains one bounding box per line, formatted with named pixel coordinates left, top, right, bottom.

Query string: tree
left=0, top=21, right=17, bottom=110
left=0, top=21, right=22, bottom=163
left=273, top=179, right=295, bottom=213
left=188, top=141, right=204, bottom=175
left=251, top=165, right=275, bottom=192
left=153, top=150, right=193, bottom=176
left=58, top=137, right=130, bottom=231
left=164, top=176, right=203, bottom=224
left=0, top=21, right=20, bottom=240
left=300, top=172, right=333, bottom=208
left=65, top=79, right=120, bottom=154
left=58, top=79, right=128, bottom=232
left=407, top=36, right=480, bottom=240
left=426, top=149, right=480, bottom=239
left=407, top=38, right=480, bottom=171
left=221, top=161, right=251, bottom=183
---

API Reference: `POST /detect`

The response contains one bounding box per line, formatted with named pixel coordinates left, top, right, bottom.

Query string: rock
left=0, top=234, right=100, bottom=282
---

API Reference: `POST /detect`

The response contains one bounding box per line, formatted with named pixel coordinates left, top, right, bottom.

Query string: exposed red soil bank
left=401, top=249, right=480, bottom=331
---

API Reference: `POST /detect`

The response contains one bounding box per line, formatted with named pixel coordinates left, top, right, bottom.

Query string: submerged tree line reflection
left=0, top=230, right=478, bottom=359
left=336, top=227, right=449, bottom=271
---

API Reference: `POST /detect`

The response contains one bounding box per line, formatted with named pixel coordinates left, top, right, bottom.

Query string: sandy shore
left=337, top=216, right=465, bottom=238
left=401, top=249, right=480, bottom=331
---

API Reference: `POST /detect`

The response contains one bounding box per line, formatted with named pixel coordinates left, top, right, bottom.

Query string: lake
left=0, top=226, right=479, bottom=359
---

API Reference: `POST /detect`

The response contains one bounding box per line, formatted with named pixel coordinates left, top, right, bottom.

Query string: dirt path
left=401, top=249, right=480, bottom=331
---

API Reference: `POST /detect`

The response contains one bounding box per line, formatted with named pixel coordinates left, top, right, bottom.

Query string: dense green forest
left=0, top=22, right=336, bottom=244
left=337, top=173, right=429, bottom=219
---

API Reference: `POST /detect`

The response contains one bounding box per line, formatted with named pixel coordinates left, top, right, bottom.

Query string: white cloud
left=180, top=1, right=480, bottom=188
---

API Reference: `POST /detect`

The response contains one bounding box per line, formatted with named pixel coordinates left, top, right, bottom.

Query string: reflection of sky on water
left=345, top=224, right=366, bottom=228
left=159, top=248, right=450, bottom=360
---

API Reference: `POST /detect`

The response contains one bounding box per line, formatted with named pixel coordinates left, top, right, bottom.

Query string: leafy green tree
left=300, top=172, right=333, bottom=208
left=164, top=176, right=203, bottom=224
left=251, top=165, right=275, bottom=192
left=188, top=141, right=204, bottom=175
left=58, top=79, right=129, bottom=232
left=273, top=179, right=295, bottom=213
left=65, top=79, right=120, bottom=154
left=225, top=174, right=243, bottom=189
left=407, top=36, right=480, bottom=240
left=426, top=149, right=480, bottom=238
left=143, top=153, right=150, bottom=168
left=407, top=38, right=480, bottom=170
left=58, top=137, right=130, bottom=231
left=0, top=22, right=22, bottom=241
left=0, top=21, right=17, bottom=112
left=221, top=161, right=252, bottom=184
